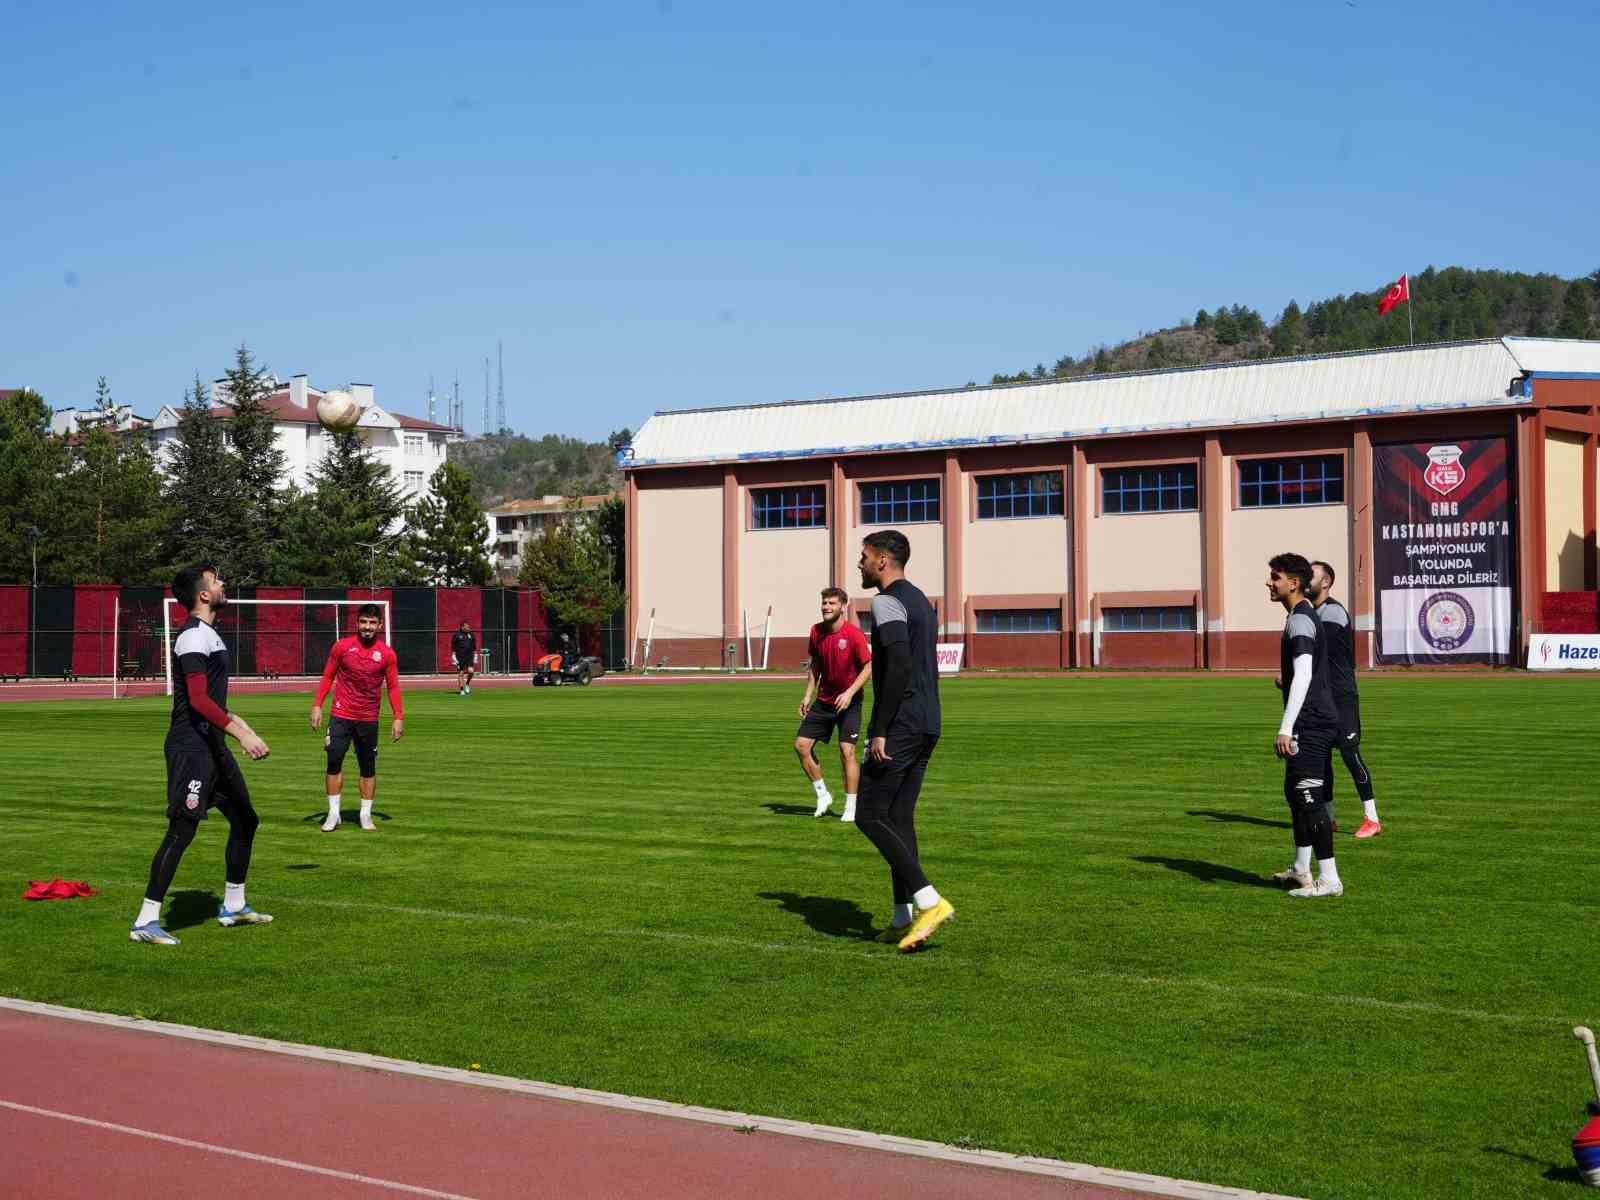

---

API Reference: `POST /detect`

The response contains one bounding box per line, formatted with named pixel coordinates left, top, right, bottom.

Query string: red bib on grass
left=23, top=878, right=100, bottom=900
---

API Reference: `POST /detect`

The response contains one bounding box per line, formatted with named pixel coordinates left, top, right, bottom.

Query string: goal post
left=160, top=597, right=391, bottom=696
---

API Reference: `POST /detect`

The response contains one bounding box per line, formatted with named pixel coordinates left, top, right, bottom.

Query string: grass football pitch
left=2, top=674, right=1595, bottom=1199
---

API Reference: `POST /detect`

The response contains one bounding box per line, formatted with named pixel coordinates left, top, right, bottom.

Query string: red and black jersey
left=808, top=621, right=870, bottom=704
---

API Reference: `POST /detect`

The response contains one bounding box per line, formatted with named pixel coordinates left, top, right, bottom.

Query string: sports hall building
left=620, top=337, right=1600, bottom=670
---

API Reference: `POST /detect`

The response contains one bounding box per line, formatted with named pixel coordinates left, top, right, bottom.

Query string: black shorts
left=455, top=654, right=475, bottom=671
left=165, top=733, right=248, bottom=823
left=326, top=717, right=380, bottom=777
left=1336, top=699, right=1361, bottom=747
left=796, top=697, right=863, bottom=745
left=1283, top=723, right=1337, bottom=814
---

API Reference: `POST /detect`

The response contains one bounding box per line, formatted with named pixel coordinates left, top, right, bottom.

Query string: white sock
left=1294, top=845, right=1312, bottom=873
left=224, top=882, right=246, bottom=912
left=893, top=902, right=914, bottom=927
left=913, top=885, right=940, bottom=910
left=1363, top=800, right=1379, bottom=821
left=360, top=797, right=373, bottom=818
left=327, top=793, right=341, bottom=814
left=1317, top=858, right=1340, bottom=885
left=842, top=793, right=856, bottom=816
left=137, top=898, right=162, bottom=927
left=811, top=778, right=829, bottom=798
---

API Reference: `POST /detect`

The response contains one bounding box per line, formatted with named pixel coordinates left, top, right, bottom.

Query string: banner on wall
left=1373, top=438, right=1516, bottom=664
left=935, top=643, right=964, bottom=674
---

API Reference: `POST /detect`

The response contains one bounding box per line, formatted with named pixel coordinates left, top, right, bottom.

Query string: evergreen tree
left=1194, top=309, right=1211, bottom=329
left=1271, top=301, right=1303, bottom=356
left=1212, top=307, right=1241, bottom=346
left=409, top=461, right=492, bottom=585
left=1558, top=281, right=1595, bottom=339
left=63, top=378, right=170, bottom=583
left=1052, top=355, right=1075, bottom=376
left=1091, top=347, right=1112, bottom=373
left=220, top=344, right=287, bottom=583
left=595, top=493, right=625, bottom=586
left=0, top=388, right=69, bottom=583
left=272, top=431, right=412, bottom=586
left=159, top=375, right=241, bottom=573
left=517, top=507, right=626, bottom=643
left=1145, top=336, right=1173, bottom=369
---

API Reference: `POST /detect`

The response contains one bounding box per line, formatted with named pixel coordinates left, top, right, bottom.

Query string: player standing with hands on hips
left=452, top=620, right=477, bottom=695
left=795, top=587, right=872, bottom=821
left=1268, top=553, right=1345, bottom=898
left=856, top=531, right=955, bottom=950
left=311, top=603, right=403, bottom=832
left=130, top=563, right=273, bottom=945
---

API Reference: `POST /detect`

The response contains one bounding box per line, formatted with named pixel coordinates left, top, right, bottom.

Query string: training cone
left=1573, top=1115, right=1600, bottom=1187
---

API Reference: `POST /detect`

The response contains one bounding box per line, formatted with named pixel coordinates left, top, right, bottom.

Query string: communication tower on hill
left=497, top=340, right=506, bottom=434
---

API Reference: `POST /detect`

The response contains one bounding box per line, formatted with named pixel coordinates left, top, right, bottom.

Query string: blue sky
left=4, top=1, right=1595, bottom=441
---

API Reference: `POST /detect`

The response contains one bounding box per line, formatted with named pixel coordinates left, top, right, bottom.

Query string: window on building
left=977, top=471, right=1064, bottom=519
left=403, top=470, right=425, bottom=489
left=976, top=608, right=1062, bottom=633
left=404, top=433, right=425, bottom=454
left=859, top=478, right=940, bottom=525
left=433, top=436, right=446, bottom=456
left=1102, top=606, right=1196, bottom=632
left=1101, top=465, right=1197, bottom=513
left=751, top=485, right=827, bottom=529
left=1239, top=454, right=1345, bottom=508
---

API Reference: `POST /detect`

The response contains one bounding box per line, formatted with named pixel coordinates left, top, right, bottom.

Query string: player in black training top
left=1266, top=552, right=1345, bottom=898
left=1307, top=561, right=1381, bottom=839
left=856, top=530, right=955, bottom=951
left=452, top=620, right=477, bottom=695
left=130, top=563, right=274, bottom=945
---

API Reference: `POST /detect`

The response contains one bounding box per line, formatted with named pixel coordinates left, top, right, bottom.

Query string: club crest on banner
left=1418, top=591, right=1474, bottom=652
left=1423, top=445, right=1467, bottom=497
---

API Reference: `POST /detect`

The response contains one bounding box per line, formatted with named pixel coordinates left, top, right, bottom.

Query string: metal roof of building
left=624, top=337, right=1600, bottom=469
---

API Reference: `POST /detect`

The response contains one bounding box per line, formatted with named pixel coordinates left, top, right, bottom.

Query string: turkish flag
left=1378, top=274, right=1410, bottom=315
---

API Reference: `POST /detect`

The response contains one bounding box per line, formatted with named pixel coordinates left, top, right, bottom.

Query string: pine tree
left=272, top=431, right=412, bottom=586
left=0, top=388, right=69, bottom=583
left=595, top=493, right=625, bottom=586
left=1212, top=307, right=1241, bottom=346
left=64, top=378, right=170, bottom=582
left=159, top=375, right=241, bottom=574
left=1557, top=281, right=1595, bottom=339
left=1091, top=348, right=1112, bottom=373
left=518, top=506, right=626, bottom=643
left=1271, top=301, right=1303, bottom=356
left=1145, top=336, right=1173, bottom=369
left=409, top=461, right=492, bottom=585
left=1194, top=309, right=1211, bottom=329
left=220, top=344, right=287, bottom=584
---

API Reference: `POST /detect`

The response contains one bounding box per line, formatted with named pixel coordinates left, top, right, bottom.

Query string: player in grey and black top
left=130, top=563, right=274, bottom=945
left=856, top=530, right=955, bottom=951
left=452, top=621, right=477, bottom=695
left=1266, top=552, right=1344, bottom=898
left=1308, top=561, right=1381, bottom=838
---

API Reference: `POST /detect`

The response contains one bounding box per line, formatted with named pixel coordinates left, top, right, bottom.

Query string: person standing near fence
left=311, top=603, right=403, bottom=832
left=452, top=620, right=477, bottom=695
left=131, top=563, right=273, bottom=945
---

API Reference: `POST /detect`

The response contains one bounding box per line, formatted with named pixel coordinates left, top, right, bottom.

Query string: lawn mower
left=532, top=632, right=604, bottom=686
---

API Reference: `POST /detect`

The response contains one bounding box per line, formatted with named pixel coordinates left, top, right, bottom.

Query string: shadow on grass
left=1131, top=856, right=1277, bottom=888
left=164, top=889, right=220, bottom=931
left=760, top=803, right=818, bottom=817
left=1481, top=1145, right=1585, bottom=1186
left=283, top=863, right=320, bottom=871
left=1186, top=809, right=1292, bottom=831
left=299, top=810, right=392, bottom=824
left=758, top=891, right=877, bottom=940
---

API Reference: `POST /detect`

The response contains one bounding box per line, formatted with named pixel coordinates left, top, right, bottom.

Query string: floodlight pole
left=354, top=537, right=393, bottom=595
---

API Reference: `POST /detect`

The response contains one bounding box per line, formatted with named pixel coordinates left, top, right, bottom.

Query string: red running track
left=0, top=1006, right=1249, bottom=1200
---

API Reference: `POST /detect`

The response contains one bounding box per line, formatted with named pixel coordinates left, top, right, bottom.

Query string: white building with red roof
left=150, top=373, right=462, bottom=500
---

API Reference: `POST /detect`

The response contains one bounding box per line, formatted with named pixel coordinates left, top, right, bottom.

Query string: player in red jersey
left=795, top=587, right=872, bottom=821
left=310, top=604, right=404, bottom=832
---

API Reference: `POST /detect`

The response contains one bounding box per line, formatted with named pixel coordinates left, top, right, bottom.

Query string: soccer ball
left=317, top=389, right=362, bottom=434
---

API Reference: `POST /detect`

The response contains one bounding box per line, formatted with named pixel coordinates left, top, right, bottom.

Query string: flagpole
left=1407, top=276, right=1414, bottom=346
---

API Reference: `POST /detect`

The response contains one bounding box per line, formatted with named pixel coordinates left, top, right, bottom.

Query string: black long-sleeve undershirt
left=868, top=638, right=911, bottom=738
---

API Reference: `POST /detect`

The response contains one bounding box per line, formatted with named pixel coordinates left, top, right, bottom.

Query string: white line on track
left=91, top=878, right=1589, bottom=1029
left=0, top=999, right=1299, bottom=1200
left=0, top=1098, right=481, bottom=1199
